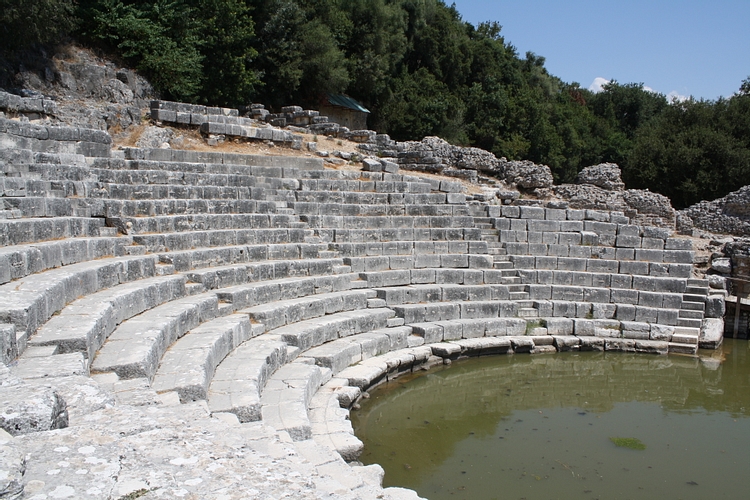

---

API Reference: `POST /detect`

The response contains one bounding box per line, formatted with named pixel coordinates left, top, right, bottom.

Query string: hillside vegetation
left=1, top=0, right=749, bottom=208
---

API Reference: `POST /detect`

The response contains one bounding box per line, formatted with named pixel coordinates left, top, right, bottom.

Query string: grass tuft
left=609, top=437, right=646, bottom=450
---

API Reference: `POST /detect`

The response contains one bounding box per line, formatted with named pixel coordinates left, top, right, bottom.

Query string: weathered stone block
left=0, top=384, right=68, bottom=435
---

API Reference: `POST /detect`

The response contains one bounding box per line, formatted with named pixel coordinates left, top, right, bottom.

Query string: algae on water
left=609, top=437, right=646, bottom=450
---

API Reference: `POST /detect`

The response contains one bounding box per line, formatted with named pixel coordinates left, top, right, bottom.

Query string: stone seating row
left=29, top=274, right=188, bottom=360
left=487, top=204, right=631, bottom=224
left=7, top=194, right=465, bottom=229
left=122, top=147, right=323, bottom=170
left=0, top=254, right=158, bottom=357
left=7, top=177, right=294, bottom=206
left=0, top=118, right=111, bottom=157
left=200, top=121, right=301, bottom=144
left=94, top=156, right=427, bottom=186
left=150, top=313, right=253, bottom=403
left=19, top=261, right=358, bottom=373
left=372, top=278, right=709, bottom=317
left=507, top=246, right=692, bottom=265
left=343, top=253, right=494, bottom=272
left=23, top=165, right=456, bottom=215
left=42, top=159, right=437, bottom=201
left=150, top=98, right=238, bottom=118
left=115, top=213, right=302, bottom=234
left=263, top=332, right=409, bottom=444
left=515, top=268, right=691, bottom=290
left=300, top=214, right=474, bottom=229
left=497, top=226, right=689, bottom=251
left=374, top=284, right=516, bottom=304
left=159, top=245, right=341, bottom=275
left=296, top=183, right=432, bottom=199
left=130, top=230, right=311, bottom=253
left=93, top=157, right=314, bottom=179
left=300, top=168, right=435, bottom=184
left=91, top=292, right=223, bottom=380
left=0, top=215, right=113, bottom=246
left=0, top=235, right=132, bottom=284
left=299, top=191, right=465, bottom=208
left=0, top=90, right=58, bottom=116
left=291, top=202, right=470, bottom=217
left=339, top=240, right=489, bottom=257
left=317, top=228, right=484, bottom=245
left=242, top=289, right=376, bottom=333
left=30, top=161, right=302, bottom=189
left=356, top=268, right=522, bottom=288
left=4, top=195, right=282, bottom=219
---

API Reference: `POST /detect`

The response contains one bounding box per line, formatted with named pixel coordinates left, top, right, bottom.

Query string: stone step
left=301, top=327, right=411, bottom=375
left=26, top=274, right=187, bottom=360
left=517, top=308, right=539, bottom=318
left=183, top=258, right=346, bottom=290
left=683, top=294, right=707, bottom=303
left=240, top=289, right=375, bottom=333
left=0, top=254, right=159, bottom=357
left=123, top=245, right=147, bottom=256
left=668, top=342, right=698, bottom=355
left=687, top=278, right=709, bottom=287
left=673, top=326, right=701, bottom=337
left=681, top=300, right=706, bottom=311
left=90, top=292, right=221, bottom=381
left=677, top=318, right=702, bottom=329
left=269, top=308, right=395, bottom=351
left=260, top=361, right=327, bottom=441
left=387, top=317, right=405, bottom=327
left=0, top=234, right=136, bottom=285
left=671, top=332, right=699, bottom=345
left=151, top=314, right=258, bottom=402
left=374, top=284, right=513, bottom=306
left=679, top=309, right=704, bottom=319
left=509, top=291, right=530, bottom=300
left=207, top=337, right=289, bottom=422
left=685, top=286, right=709, bottom=296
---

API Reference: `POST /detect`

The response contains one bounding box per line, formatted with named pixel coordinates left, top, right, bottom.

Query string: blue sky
left=452, top=0, right=750, bottom=100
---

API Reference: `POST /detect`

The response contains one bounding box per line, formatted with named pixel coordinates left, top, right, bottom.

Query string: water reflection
left=352, top=340, right=750, bottom=500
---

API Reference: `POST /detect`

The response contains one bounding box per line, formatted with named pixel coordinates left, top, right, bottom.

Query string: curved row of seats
left=0, top=115, right=725, bottom=497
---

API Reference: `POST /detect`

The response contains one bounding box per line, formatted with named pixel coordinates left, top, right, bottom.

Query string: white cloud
left=589, top=77, right=690, bottom=102
left=588, top=77, right=609, bottom=93
left=667, top=90, right=689, bottom=102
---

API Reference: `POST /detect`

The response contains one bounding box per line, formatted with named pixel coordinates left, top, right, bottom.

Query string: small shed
left=319, top=94, right=370, bottom=130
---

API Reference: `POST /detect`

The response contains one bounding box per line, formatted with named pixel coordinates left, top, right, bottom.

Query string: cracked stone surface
left=10, top=397, right=400, bottom=499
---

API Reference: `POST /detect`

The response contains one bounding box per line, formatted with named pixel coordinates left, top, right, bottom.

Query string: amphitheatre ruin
left=1, top=49, right=748, bottom=499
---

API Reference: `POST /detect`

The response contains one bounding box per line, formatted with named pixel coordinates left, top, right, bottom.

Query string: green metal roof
left=326, top=94, right=370, bottom=113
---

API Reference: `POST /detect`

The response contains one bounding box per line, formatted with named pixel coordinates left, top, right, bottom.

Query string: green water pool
left=351, top=339, right=750, bottom=500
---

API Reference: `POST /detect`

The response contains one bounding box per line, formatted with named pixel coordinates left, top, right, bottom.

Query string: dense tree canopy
left=2, top=0, right=748, bottom=208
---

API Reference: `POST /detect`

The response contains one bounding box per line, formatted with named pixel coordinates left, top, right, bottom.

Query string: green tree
left=191, top=0, right=259, bottom=106
left=0, top=0, right=78, bottom=52
left=78, top=0, right=205, bottom=101
left=626, top=96, right=750, bottom=208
